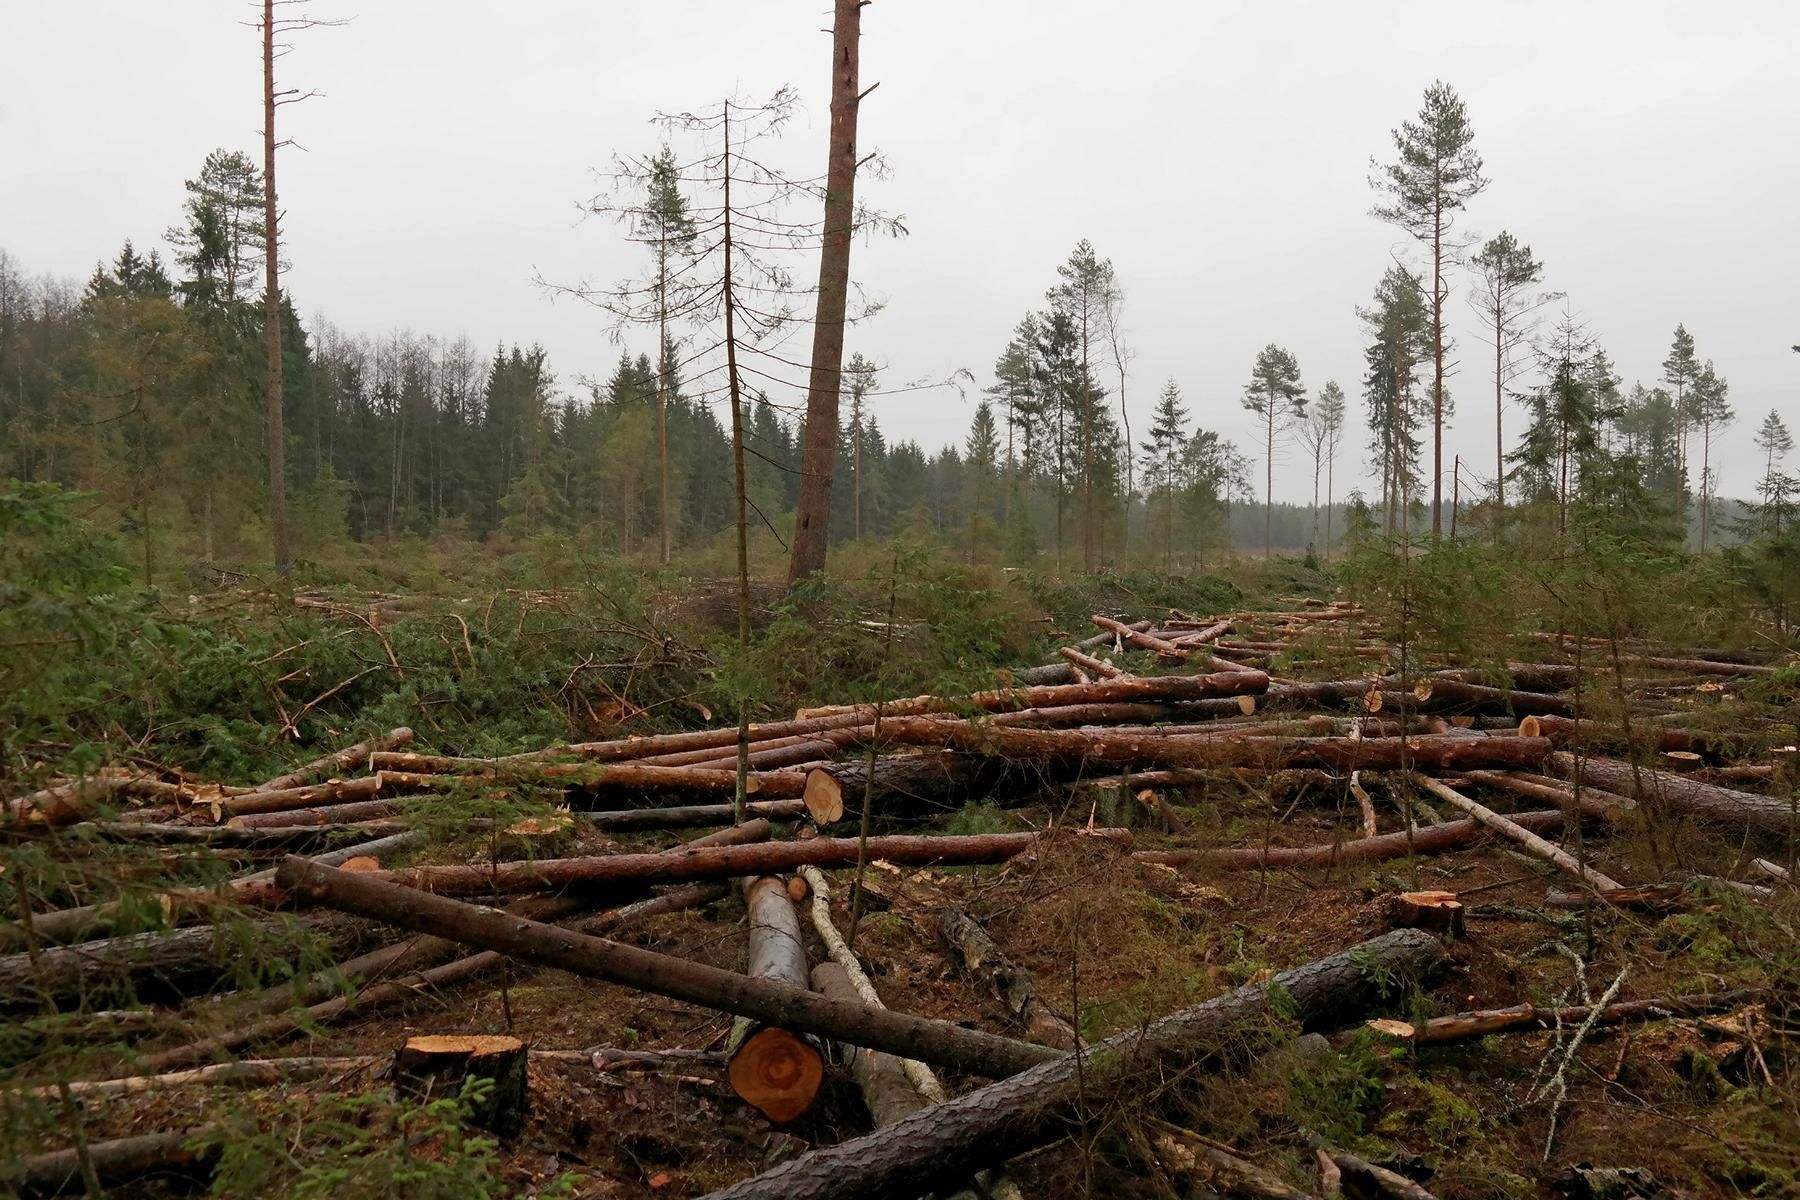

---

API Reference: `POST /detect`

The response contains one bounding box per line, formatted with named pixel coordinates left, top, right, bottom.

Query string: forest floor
left=6, top=553, right=1799, bottom=1199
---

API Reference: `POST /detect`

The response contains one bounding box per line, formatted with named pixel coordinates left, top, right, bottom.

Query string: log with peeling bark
left=1369, top=987, right=1777, bottom=1045
left=275, top=857, right=1060, bottom=1080
left=1092, top=615, right=1193, bottom=660
left=1413, top=776, right=1622, bottom=892
left=811, top=962, right=929, bottom=1127
left=693, top=929, right=1449, bottom=1200
left=1411, top=677, right=1574, bottom=717
left=1136, top=809, right=1570, bottom=871
left=1549, top=753, right=1800, bottom=836
left=938, top=906, right=1078, bottom=1049
left=5, top=773, right=190, bottom=829
left=1058, top=645, right=1127, bottom=678
left=0, top=911, right=371, bottom=1009
left=874, top=721, right=1552, bottom=774
left=254, top=727, right=415, bottom=792
left=353, top=830, right=1129, bottom=899
left=727, top=875, right=825, bottom=1122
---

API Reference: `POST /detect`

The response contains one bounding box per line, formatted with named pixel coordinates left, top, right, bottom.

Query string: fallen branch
left=253, top=727, right=415, bottom=792
left=1367, top=987, right=1772, bottom=1045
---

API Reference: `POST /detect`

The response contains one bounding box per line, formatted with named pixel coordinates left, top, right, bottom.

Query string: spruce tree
left=1661, top=324, right=1700, bottom=517
left=1141, top=380, right=1188, bottom=569
left=1371, top=81, right=1488, bottom=536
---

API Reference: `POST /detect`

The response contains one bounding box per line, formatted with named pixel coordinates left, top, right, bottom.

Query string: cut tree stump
left=726, top=876, right=825, bottom=1122
left=1387, top=891, right=1465, bottom=937
left=394, top=1034, right=528, bottom=1136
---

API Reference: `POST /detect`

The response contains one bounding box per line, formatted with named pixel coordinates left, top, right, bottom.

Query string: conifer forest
left=3, top=3, right=1799, bottom=1198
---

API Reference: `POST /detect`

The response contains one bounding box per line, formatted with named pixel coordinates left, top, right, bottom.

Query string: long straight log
left=797, top=670, right=1269, bottom=723
left=1413, top=678, right=1573, bottom=717
left=728, top=875, right=825, bottom=1121
left=275, top=857, right=1060, bottom=1080
left=1136, top=810, right=1570, bottom=871
left=227, top=798, right=413, bottom=828
left=1058, top=646, right=1126, bottom=679
left=1550, top=752, right=1800, bottom=836
left=1413, top=776, right=1622, bottom=891
left=1092, top=615, right=1188, bottom=660
left=579, top=799, right=810, bottom=832
left=506, top=711, right=875, bottom=765
left=10, top=1126, right=220, bottom=1196
left=358, top=830, right=1129, bottom=899
left=1371, top=987, right=1772, bottom=1045
left=874, top=722, right=1551, bottom=774
left=694, top=929, right=1450, bottom=1200
left=6, top=774, right=189, bottom=829
left=1464, top=771, right=1635, bottom=819
left=1005, top=621, right=1158, bottom=687
left=255, top=726, right=415, bottom=792
left=221, top=771, right=441, bottom=818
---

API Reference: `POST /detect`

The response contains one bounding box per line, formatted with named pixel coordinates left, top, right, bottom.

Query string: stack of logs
left=4, top=599, right=1795, bottom=1198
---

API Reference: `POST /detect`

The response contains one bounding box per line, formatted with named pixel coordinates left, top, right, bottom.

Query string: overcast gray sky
left=4, top=1, right=1796, bottom=501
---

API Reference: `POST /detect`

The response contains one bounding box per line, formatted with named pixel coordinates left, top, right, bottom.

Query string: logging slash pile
left=5, top=600, right=1799, bottom=1198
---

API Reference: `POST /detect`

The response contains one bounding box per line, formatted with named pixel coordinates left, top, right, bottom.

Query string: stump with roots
left=394, top=1034, right=528, bottom=1136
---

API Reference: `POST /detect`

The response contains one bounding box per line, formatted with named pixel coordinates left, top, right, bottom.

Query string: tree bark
left=1371, top=987, right=1770, bottom=1046
left=11, top=1125, right=220, bottom=1196
left=727, top=876, right=825, bottom=1121
left=693, top=929, right=1449, bottom=1200
left=354, top=830, right=1128, bottom=898
left=1413, top=775, right=1622, bottom=891
left=812, top=962, right=929, bottom=1127
left=787, top=0, right=863, bottom=583
left=275, top=857, right=1059, bottom=1080
left=254, top=727, right=415, bottom=792
left=938, top=906, right=1077, bottom=1049
left=262, top=0, right=288, bottom=574
left=1550, top=752, right=1800, bottom=836
left=1412, top=678, right=1573, bottom=717
left=800, top=669, right=1270, bottom=721
left=395, top=1034, right=527, bottom=1136
left=874, top=722, right=1551, bottom=774
left=1136, top=809, right=1568, bottom=871
left=578, top=799, right=809, bottom=832
left=1091, top=615, right=1190, bottom=660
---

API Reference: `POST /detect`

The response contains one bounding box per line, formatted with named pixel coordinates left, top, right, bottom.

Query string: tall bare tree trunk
left=788, top=0, right=864, bottom=584
left=1700, top=417, right=1713, bottom=552
left=1263, top=393, right=1274, bottom=559
left=1492, top=300, right=1504, bottom=513
left=262, top=0, right=289, bottom=575
left=723, top=102, right=751, bottom=825
left=1430, top=202, right=1444, bottom=539
left=658, top=254, right=672, bottom=564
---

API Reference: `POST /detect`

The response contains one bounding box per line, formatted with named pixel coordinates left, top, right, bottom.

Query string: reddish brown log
left=508, top=711, right=875, bottom=765
left=358, top=830, right=1129, bottom=898
left=1058, top=646, right=1126, bottom=678
left=579, top=799, right=810, bottom=832
left=229, top=798, right=410, bottom=828
left=220, top=771, right=442, bottom=818
left=873, top=721, right=1551, bottom=774
left=1092, top=615, right=1189, bottom=660
left=675, top=736, right=859, bottom=772
left=1413, top=678, right=1574, bottom=717
left=1136, top=810, right=1569, bottom=871
left=275, top=857, right=1060, bottom=1080
left=799, top=671, right=1270, bottom=723
left=256, top=727, right=415, bottom=792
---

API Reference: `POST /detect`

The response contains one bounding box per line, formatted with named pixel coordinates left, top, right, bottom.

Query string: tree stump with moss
left=394, top=1034, right=528, bottom=1136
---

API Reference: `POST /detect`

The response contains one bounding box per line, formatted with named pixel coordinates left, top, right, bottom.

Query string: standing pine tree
left=1315, top=381, right=1347, bottom=556
left=1692, top=360, right=1732, bottom=552
left=1242, top=344, right=1306, bottom=560
left=1661, top=324, right=1700, bottom=520
left=1141, top=380, right=1188, bottom=570
left=1468, top=231, right=1557, bottom=514
left=1049, top=241, right=1120, bottom=571
left=1371, top=81, right=1488, bottom=537
left=1753, top=410, right=1796, bottom=535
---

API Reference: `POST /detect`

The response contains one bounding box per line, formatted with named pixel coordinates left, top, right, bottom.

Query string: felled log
left=255, top=727, right=415, bottom=792
left=395, top=1034, right=527, bottom=1136
left=1368, top=988, right=1774, bottom=1045
left=40, top=1056, right=379, bottom=1100
left=1136, top=810, right=1569, bottom=872
left=1462, top=771, right=1635, bottom=820
left=938, top=906, right=1078, bottom=1049
left=276, top=857, right=1059, bottom=1080
left=578, top=799, right=809, bottom=832
left=82, top=820, right=408, bottom=849
left=8, top=1125, right=221, bottom=1196
left=1091, top=615, right=1196, bottom=661
left=220, top=771, right=441, bottom=819
left=1549, top=752, right=1800, bottom=836
left=6, top=773, right=189, bottom=830
left=227, top=798, right=411, bottom=828
left=682, top=737, right=857, bottom=773
left=0, top=830, right=426, bottom=952
left=693, top=929, right=1450, bottom=1200
left=728, top=876, right=825, bottom=1121
left=1153, top=1124, right=1322, bottom=1200
left=1411, top=678, right=1573, bottom=717
left=874, top=722, right=1551, bottom=774
left=799, top=670, right=1270, bottom=725
left=1058, top=646, right=1126, bottom=679
left=812, top=962, right=928, bottom=1126
left=509, top=710, right=873, bottom=765
left=1413, top=776, right=1622, bottom=891
left=0, top=911, right=370, bottom=1009
left=360, top=830, right=1129, bottom=899
left=1006, top=620, right=1155, bottom=686
left=1319, top=1147, right=1440, bottom=1200
left=1519, top=714, right=1745, bottom=758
